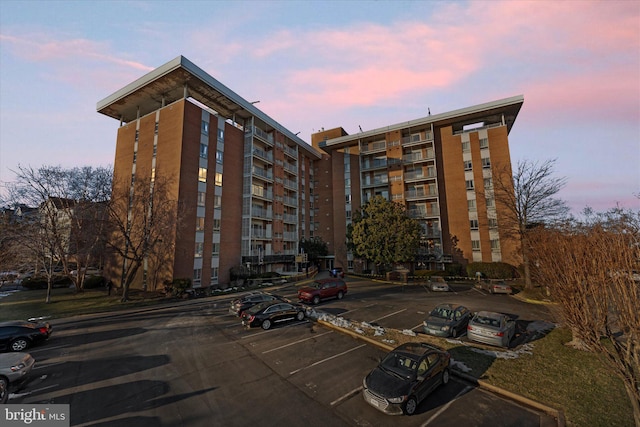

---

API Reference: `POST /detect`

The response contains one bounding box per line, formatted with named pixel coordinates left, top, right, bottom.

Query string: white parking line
left=241, top=321, right=306, bottom=339
left=421, top=384, right=473, bottom=426
left=369, top=308, right=406, bottom=323
left=331, top=385, right=363, bottom=406
left=262, top=331, right=333, bottom=354
left=289, top=344, right=366, bottom=375
left=412, top=323, right=423, bottom=331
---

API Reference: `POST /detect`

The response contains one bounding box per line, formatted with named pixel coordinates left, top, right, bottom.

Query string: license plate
left=369, top=398, right=379, bottom=407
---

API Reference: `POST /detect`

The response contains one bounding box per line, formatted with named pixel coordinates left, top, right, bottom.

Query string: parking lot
left=7, top=275, right=559, bottom=426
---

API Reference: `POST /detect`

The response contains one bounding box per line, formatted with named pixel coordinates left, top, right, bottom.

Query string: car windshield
left=474, top=315, right=501, bottom=328
left=380, top=352, right=418, bottom=379
left=431, top=306, right=454, bottom=320
left=310, top=282, right=323, bottom=289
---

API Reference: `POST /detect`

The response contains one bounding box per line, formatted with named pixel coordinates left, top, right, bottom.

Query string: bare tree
left=529, top=207, right=640, bottom=425
left=5, top=165, right=112, bottom=301
left=490, top=159, right=569, bottom=288
left=106, top=175, right=182, bottom=301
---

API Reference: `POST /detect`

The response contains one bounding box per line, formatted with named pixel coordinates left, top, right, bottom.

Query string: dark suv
left=298, top=278, right=347, bottom=304
left=330, top=267, right=344, bottom=278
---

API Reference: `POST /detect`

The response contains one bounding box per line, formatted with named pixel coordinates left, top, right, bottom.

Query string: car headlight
left=388, top=396, right=406, bottom=404
left=441, top=325, right=450, bottom=331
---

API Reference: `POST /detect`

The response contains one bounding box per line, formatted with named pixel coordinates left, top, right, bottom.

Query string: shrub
left=83, top=275, right=105, bottom=289
left=466, top=262, right=517, bottom=279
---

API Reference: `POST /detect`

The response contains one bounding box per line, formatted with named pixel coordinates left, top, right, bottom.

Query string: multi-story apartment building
left=97, top=56, right=322, bottom=289
left=311, top=96, right=524, bottom=273
left=97, top=55, right=523, bottom=290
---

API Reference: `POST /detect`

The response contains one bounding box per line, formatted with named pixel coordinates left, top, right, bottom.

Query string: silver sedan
left=0, top=352, right=35, bottom=403
left=467, top=311, right=516, bottom=348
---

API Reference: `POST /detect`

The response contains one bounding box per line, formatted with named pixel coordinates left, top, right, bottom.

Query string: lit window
left=198, top=167, right=207, bottom=182
left=215, top=172, right=223, bottom=187
left=196, top=217, right=205, bottom=231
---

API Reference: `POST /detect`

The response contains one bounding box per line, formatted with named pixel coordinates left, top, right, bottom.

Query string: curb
left=317, top=318, right=565, bottom=427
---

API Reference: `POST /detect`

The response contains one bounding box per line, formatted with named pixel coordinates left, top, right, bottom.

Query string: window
left=202, top=121, right=209, bottom=135
left=464, top=160, right=472, bottom=171
left=465, top=180, right=474, bottom=190
left=491, top=239, right=500, bottom=250
left=200, top=143, right=208, bottom=159
left=216, top=150, right=224, bottom=164
left=196, top=217, right=205, bottom=231
left=212, top=243, right=220, bottom=255
left=484, top=178, right=493, bottom=188
left=217, top=128, right=224, bottom=141
left=211, top=267, right=219, bottom=282
left=194, top=268, right=202, bottom=282
left=135, top=130, right=139, bottom=141
left=486, top=197, right=495, bottom=208
left=215, top=172, right=223, bottom=187
left=197, top=192, right=206, bottom=207
left=479, top=138, right=489, bottom=149
left=345, top=194, right=352, bottom=203
left=411, top=133, right=421, bottom=142
left=471, top=240, right=481, bottom=251
left=462, top=141, right=470, bottom=152
left=470, top=219, right=479, bottom=229
left=154, top=123, right=159, bottom=134
left=195, top=242, right=203, bottom=258
left=214, top=195, right=221, bottom=209
left=488, top=218, right=498, bottom=228
left=482, top=157, right=491, bottom=169
left=213, top=219, right=221, bottom=231
left=467, top=199, right=476, bottom=211
left=198, top=167, right=207, bottom=182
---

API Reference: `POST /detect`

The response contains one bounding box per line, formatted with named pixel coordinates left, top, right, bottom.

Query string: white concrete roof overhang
left=97, top=55, right=322, bottom=159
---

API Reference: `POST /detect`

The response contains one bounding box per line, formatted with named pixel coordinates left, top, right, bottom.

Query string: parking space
left=4, top=277, right=559, bottom=426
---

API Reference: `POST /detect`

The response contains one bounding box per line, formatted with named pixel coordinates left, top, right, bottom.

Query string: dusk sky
left=1, top=0, right=638, bottom=213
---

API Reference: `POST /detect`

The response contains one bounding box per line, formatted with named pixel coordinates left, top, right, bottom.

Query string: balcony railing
left=252, top=168, right=273, bottom=181
left=402, top=150, right=435, bottom=163
left=408, top=208, right=439, bottom=218
left=406, top=188, right=438, bottom=199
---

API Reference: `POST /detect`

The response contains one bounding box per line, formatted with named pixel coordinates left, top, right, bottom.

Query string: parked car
left=0, top=320, right=52, bottom=352
left=480, top=279, right=513, bottom=294
left=298, top=278, right=347, bottom=304
left=428, top=276, right=449, bottom=292
left=423, top=304, right=471, bottom=338
left=363, top=342, right=451, bottom=415
left=241, top=301, right=306, bottom=330
left=330, top=267, right=345, bottom=278
left=229, top=291, right=289, bottom=317
left=467, top=311, right=516, bottom=348
left=0, top=352, right=35, bottom=403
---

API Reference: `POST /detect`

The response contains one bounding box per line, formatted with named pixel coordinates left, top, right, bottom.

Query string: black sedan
left=229, top=292, right=289, bottom=317
left=423, top=303, right=471, bottom=338
left=363, top=342, right=451, bottom=415
left=241, top=301, right=306, bottom=330
left=0, top=320, right=52, bottom=352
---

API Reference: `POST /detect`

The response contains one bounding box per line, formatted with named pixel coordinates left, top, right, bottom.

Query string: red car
left=298, top=278, right=347, bottom=304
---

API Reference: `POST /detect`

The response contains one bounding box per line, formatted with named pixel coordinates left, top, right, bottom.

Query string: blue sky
left=1, top=0, right=638, bottom=213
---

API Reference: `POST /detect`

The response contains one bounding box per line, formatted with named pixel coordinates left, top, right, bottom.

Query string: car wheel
left=403, top=396, right=418, bottom=415
left=442, top=368, right=450, bottom=385
left=296, top=311, right=305, bottom=321
left=10, top=338, right=29, bottom=352
left=312, top=295, right=320, bottom=305
left=0, top=377, right=8, bottom=404
left=261, top=319, right=272, bottom=330
left=337, top=291, right=344, bottom=300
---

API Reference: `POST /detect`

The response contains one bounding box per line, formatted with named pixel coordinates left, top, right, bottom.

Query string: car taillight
left=248, top=315, right=255, bottom=322
left=496, top=331, right=504, bottom=336
left=39, top=327, right=48, bottom=334
left=467, top=325, right=473, bottom=330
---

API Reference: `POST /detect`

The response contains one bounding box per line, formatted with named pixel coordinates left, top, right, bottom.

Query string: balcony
left=284, top=162, right=298, bottom=175
left=248, top=126, right=274, bottom=144
left=361, top=177, right=389, bottom=189
left=252, top=188, right=273, bottom=200
left=252, top=167, right=273, bottom=181
left=283, top=145, right=297, bottom=158
left=402, top=150, right=435, bottom=163
left=401, top=132, right=433, bottom=146
left=360, top=140, right=386, bottom=153
left=405, top=188, right=438, bottom=200
left=408, top=208, right=440, bottom=219
left=361, top=158, right=388, bottom=171
left=253, top=148, right=273, bottom=163
left=283, top=196, right=298, bottom=207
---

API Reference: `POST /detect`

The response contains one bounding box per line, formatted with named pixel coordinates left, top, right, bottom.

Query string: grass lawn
left=1, top=285, right=634, bottom=426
